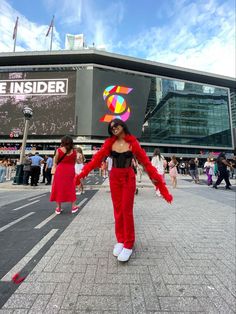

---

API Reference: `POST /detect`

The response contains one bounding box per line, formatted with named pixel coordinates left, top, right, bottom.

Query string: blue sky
left=0, top=0, right=235, bottom=77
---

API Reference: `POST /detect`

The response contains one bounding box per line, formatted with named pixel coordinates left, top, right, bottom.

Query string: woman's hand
left=75, top=175, right=81, bottom=186
left=151, top=179, right=158, bottom=185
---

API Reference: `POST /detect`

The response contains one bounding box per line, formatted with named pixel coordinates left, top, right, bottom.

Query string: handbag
left=51, top=152, right=67, bottom=175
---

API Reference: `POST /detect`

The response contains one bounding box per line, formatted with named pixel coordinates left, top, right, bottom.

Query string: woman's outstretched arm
left=75, top=137, right=115, bottom=185
left=130, top=137, right=173, bottom=203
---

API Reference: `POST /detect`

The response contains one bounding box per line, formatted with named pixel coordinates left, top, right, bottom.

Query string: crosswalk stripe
left=0, top=212, right=35, bottom=233
left=78, top=198, right=88, bottom=206
left=12, top=200, right=40, bottom=211
left=28, top=194, right=47, bottom=201
left=34, top=213, right=56, bottom=229
left=1, top=229, right=58, bottom=281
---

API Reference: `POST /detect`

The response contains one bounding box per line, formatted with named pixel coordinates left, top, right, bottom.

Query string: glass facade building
left=141, top=77, right=232, bottom=148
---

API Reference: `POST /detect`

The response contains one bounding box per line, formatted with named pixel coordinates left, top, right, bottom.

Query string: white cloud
left=122, top=0, right=236, bottom=78
left=0, top=0, right=61, bottom=53
left=46, top=0, right=125, bottom=49
left=53, top=0, right=83, bottom=26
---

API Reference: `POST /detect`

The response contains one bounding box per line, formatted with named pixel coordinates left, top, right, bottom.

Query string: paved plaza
left=0, top=174, right=235, bottom=313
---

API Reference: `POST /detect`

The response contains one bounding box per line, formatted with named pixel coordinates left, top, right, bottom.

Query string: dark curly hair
left=61, top=135, right=74, bottom=153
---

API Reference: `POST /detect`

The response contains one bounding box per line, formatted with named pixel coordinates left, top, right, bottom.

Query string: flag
left=13, top=17, right=19, bottom=40
left=46, top=15, right=54, bottom=37
left=65, top=34, right=84, bottom=50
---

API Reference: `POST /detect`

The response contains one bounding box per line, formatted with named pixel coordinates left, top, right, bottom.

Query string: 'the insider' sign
left=0, top=79, right=68, bottom=96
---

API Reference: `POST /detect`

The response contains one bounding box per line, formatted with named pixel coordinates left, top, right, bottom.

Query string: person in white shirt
left=75, top=147, right=85, bottom=194
left=106, top=156, right=113, bottom=176
left=151, top=148, right=167, bottom=196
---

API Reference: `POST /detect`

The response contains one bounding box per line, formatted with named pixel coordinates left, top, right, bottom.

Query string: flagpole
left=13, top=17, right=19, bottom=52
left=50, top=15, right=54, bottom=51
left=13, top=35, right=17, bottom=53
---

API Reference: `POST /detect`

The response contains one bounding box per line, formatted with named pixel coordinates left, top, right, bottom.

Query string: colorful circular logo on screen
left=99, top=85, right=133, bottom=122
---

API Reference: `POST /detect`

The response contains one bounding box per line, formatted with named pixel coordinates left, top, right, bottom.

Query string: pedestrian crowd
left=1, top=146, right=235, bottom=191
left=0, top=158, right=16, bottom=183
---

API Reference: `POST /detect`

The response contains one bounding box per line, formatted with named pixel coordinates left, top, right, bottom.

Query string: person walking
left=131, top=157, right=139, bottom=195
left=40, top=157, right=47, bottom=183
left=204, top=157, right=214, bottom=186
left=45, top=155, right=53, bottom=185
left=29, top=152, right=44, bottom=186
left=100, top=158, right=107, bottom=178
left=194, top=158, right=200, bottom=183
left=213, top=152, right=233, bottom=189
left=230, top=156, right=236, bottom=179
left=188, top=158, right=199, bottom=183
left=168, top=155, right=178, bottom=188
left=75, top=147, right=85, bottom=194
left=0, top=158, right=7, bottom=183
left=106, top=156, right=113, bottom=177
left=179, top=159, right=186, bottom=175
left=23, top=154, right=32, bottom=185
left=75, top=119, right=172, bottom=262
left=136, top=161, right=143, bottom=183
left=151, top=148, right=167, bottom=196
left=50, top=136, right=79, bottom=214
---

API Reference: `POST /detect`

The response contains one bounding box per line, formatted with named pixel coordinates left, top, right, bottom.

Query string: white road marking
left=28, top=194, right=47, bottom=201
left=0, top=212, right=35, bottom=233
left=78, top=198, right=88, bottom=206
left=35, top=198, right=89, bottom=229
left=1, top=229, right=58, bottom=281
left=12, top=200, right=40, bottom=211
left=34, top=213, right=57, bottom=229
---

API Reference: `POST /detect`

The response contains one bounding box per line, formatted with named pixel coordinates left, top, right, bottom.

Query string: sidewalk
left=0, top=180, right=50, bottom=191
left=1, top=175, right=235, bottom=313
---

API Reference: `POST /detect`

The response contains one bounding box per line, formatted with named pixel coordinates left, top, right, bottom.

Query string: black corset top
left=111, top=150, right=133, bottom=168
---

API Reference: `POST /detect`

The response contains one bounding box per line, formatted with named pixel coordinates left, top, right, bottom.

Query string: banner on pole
left=65, top=34, right=84, bottom=50
left=46, top=15, right=54, bottom=37
left=13, top=17, right=19, bottom=40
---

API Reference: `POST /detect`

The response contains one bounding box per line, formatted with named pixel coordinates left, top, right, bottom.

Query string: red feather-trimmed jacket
left=75, top=135, right=173, bottom=203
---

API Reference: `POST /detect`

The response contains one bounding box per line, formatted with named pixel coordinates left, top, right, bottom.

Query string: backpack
left=214, top=163, right=219, bottom=176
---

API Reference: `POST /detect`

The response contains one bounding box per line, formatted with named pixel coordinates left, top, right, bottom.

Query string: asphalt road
left=0, top=175, right=105, bottom=308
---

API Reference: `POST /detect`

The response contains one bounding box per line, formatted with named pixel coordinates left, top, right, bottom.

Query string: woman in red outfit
left=75, top=119, right=173, bottom=262
left=50, top=136, right=79, bottom=215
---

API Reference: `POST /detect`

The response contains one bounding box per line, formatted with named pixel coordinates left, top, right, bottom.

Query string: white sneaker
left=113, top=243, right=124, bottom=257
left=117, top=248, right=133, bottom=262
left=156, top=190, right=161, bottom=197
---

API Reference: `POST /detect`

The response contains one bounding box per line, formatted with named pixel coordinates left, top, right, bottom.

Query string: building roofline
left=0, top=49, right=235, bottom=89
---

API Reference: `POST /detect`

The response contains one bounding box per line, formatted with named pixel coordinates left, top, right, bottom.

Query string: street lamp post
left=13, top=107, right=33, bottom=185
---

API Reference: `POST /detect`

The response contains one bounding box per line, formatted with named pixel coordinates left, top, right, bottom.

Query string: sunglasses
left=110, top=123, right=121, bottom=130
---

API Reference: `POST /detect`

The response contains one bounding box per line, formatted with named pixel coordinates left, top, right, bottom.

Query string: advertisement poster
left=0, top=71, right=76, bottom=136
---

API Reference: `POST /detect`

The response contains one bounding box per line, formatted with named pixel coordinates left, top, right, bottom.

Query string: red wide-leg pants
left=109, top=167, right=136, bottom=249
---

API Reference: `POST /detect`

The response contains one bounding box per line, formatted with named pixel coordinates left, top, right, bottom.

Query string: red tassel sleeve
left=130, top=137, right=173, bottom=203
left=75, top=137, right=115, bottom=185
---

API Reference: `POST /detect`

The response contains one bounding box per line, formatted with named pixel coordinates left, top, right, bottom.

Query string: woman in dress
left=75, top=119, right=173, bottom=262
left=168, top=155, right=178, bottom=188
left=204, top=157, right=214, bottom=186
left=50, top=136, right=79, bottom=214
left=75, top=147, right=85, bottom=194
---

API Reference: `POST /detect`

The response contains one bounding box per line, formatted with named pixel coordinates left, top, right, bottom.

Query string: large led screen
left=0, top=71, right=76, bottom=136
left=92, top=67, right=151, bottom=138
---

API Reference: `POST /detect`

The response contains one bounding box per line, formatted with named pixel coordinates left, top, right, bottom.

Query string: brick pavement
left=1, top=175, right=235, bottom=313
